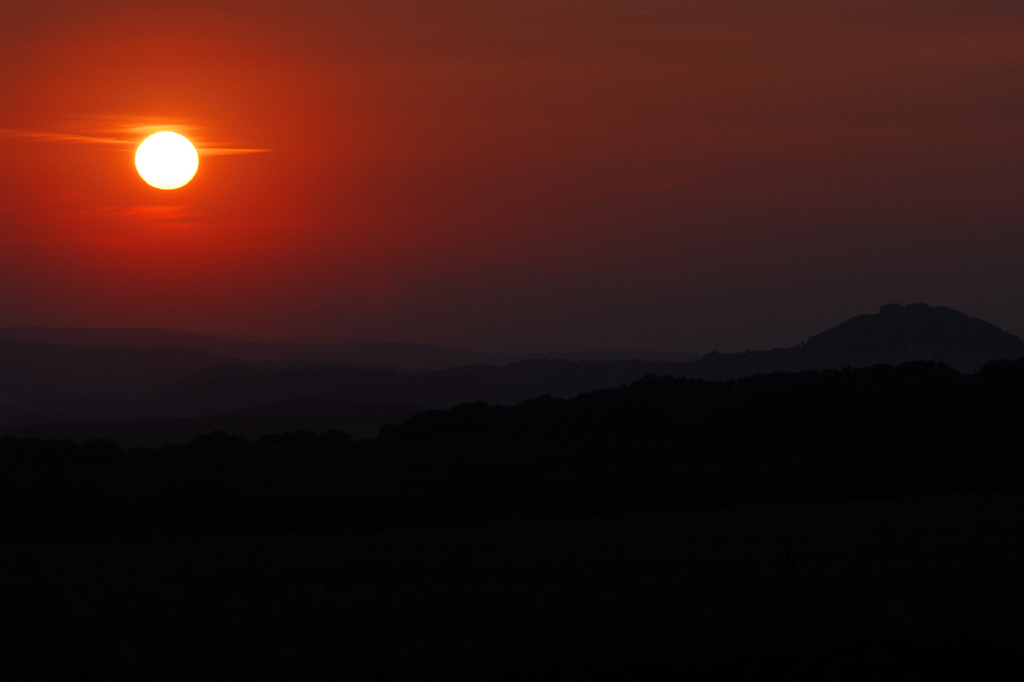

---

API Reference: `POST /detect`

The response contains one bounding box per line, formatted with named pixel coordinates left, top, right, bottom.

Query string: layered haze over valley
left=2, top=303, right=1020, bottom=446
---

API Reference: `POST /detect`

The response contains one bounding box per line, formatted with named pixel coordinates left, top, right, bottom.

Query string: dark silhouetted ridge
left=685, top=303, right=1024, bottom=379
left=805, top=303, right=1024, bottom=359
left=4, top=304, right=1020, bottom=431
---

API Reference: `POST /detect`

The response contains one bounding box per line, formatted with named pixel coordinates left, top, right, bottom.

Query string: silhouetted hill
left=6, top=319, right=1024, bottom=678
left=0, top=343, right=690, bottom=430
left=805, top=303, right=1023, bottom=359
left=3, top=304, right=1017, bottom=431
left=7, top=359, right=1024, bottom=542
left=0, top=331, right=698, bottom=431
left=684, top=303, right=1024, bottom=379
left=6, top=361, right=1024, bottom=677
left=135, top=359, right=690, bottom=419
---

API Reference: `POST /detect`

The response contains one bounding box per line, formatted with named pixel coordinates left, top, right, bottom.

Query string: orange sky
left=2, top=1, right=1023, bottom=352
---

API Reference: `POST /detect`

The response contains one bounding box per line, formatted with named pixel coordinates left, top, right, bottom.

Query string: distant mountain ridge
left=0, top=327, right=699, bottom=370
left=2, top=304, right=1020, bottom=434
left=805, top=303, right=1023, bottom=357
left=684, top=303, right=1024, bottom=379
left=0, top=331, right=700, bottom=431
left=0, top=328, right=503, bottom=371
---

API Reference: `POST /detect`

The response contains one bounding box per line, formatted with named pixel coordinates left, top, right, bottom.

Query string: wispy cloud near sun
left=0, top=129, right=127, bottom=146
left=0, top=115, right=268, bottom=155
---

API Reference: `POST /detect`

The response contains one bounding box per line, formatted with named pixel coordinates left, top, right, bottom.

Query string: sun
left=135, top=132, right=199, bottom=190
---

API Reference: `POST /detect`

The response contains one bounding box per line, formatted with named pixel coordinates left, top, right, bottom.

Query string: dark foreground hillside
left=6, top=359, right=1024, bottom=539
left=3, top=494, right=1022, bottom=678
left=4, top=360, right=1024, bottom=676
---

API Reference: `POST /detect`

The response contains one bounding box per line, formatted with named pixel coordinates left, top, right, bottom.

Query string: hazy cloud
left=0, top=119, right=268, bottom=155
left=0, top=129, right=128, bottom=146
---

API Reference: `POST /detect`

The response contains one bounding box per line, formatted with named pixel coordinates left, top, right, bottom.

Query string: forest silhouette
left=4, top=305, right=1024, bottom=676
left=2, top=302, right=1020, bottom=439
left=4, top=358, right=1024, bottom=540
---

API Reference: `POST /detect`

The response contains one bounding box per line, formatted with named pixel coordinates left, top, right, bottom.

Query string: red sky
left=2, top=1, right=1023, bottom=352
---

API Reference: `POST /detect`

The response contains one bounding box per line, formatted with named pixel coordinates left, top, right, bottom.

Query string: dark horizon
left=0, top=323, right=704, bottom=357
left=2, top=301, right=1021, bottom=441
left=5, top=353, right=1024, bottom=677
left=3, top=300, right=1021, bottom=358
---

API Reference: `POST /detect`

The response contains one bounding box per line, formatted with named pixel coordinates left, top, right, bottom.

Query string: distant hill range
left=0, top=327, right=698, bottom=370
left=1, top=303, right=1021, bottom=439
left=685, top=303, right=1024, bottom=379
left=0, top=327, right=507, bottom=370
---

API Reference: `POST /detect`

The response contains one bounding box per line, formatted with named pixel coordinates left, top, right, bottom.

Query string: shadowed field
left=2, top=491, right=1021, bottom=677
left=5, top=361, right=1024, bottom=676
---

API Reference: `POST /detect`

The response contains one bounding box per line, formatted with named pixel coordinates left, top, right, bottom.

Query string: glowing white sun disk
left=135, top=132, right=199, bottom=190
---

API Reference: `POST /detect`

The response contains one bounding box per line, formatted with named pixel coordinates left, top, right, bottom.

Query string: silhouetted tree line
left=5, top=359, right=1024, bottom=540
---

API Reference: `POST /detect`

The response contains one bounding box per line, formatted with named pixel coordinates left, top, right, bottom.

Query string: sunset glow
left=135, top=132, right=199, bottom=190
left=2, top=2, right=1024, bottom=351
left=3, top=4, right=1024, bottom=670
